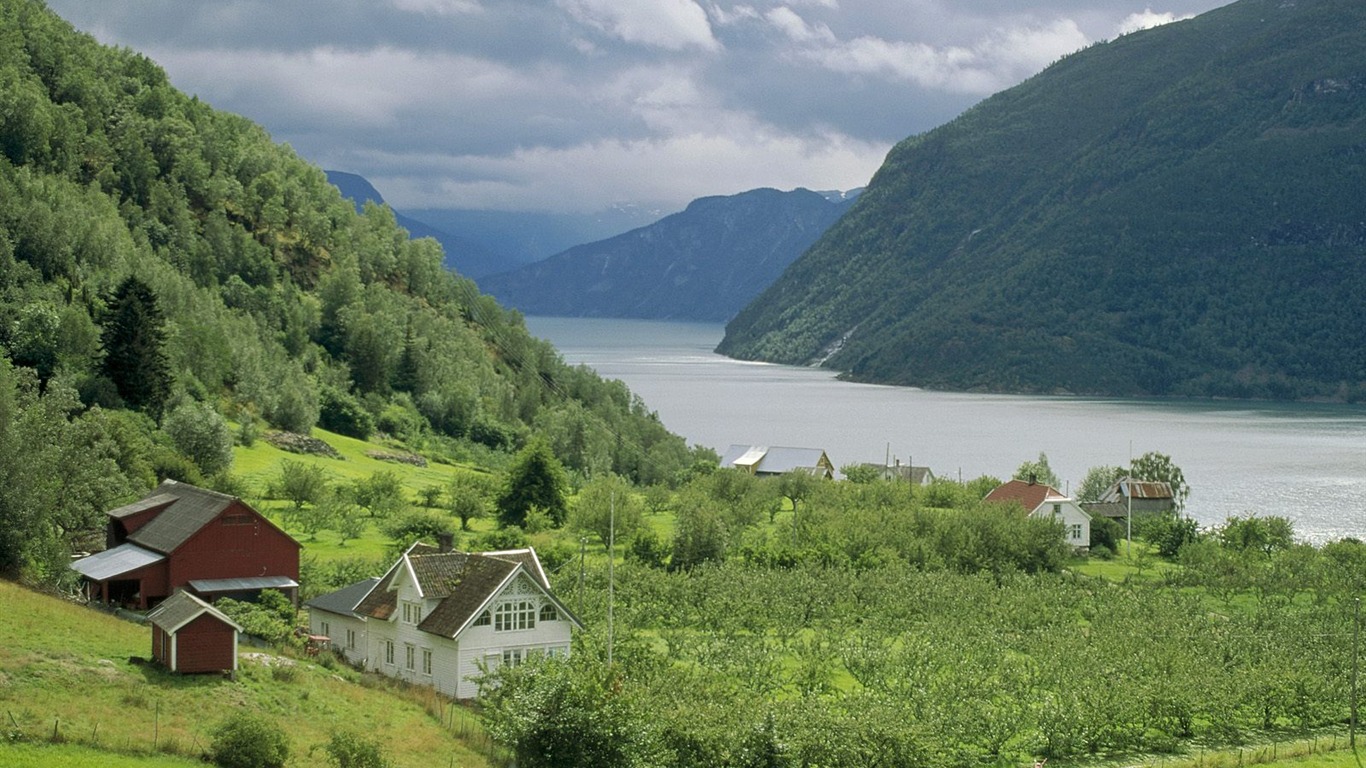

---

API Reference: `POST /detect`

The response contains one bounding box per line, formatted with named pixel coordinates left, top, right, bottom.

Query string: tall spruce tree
left=100, top=276, right=171, bottom=416
left=496, top=437, right=568, bottom=529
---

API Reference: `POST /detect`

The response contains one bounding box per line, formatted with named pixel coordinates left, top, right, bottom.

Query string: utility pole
left=1353, top=597, right=1360, bottom=748
left=577, top=537, right=586, bottom=617
left=608, top=492, right=615, bottom=667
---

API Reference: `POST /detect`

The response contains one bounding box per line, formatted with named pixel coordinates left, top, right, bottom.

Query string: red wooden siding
left=171, top=614, right=236, bottom=673
left=168, top=500, right=300, bottom=589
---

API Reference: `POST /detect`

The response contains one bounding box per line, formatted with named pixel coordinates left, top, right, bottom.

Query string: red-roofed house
left=70, top=480, right=301, bottom=610
left=319, top=541, right=581, bottom=699
left=985, top=478, right=1091, bottom=549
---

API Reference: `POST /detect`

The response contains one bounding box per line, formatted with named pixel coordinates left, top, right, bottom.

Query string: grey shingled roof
left=306, top=577, right=381, bottom=618
left=354, top=543, right=577, bottom=640
left=147, top=590, right=242, bottom=634
left=106, top=493, right=177, bottom=520
left=125, top=480, right=236, bottom=554
left=68, top=542, right=164, bottom=580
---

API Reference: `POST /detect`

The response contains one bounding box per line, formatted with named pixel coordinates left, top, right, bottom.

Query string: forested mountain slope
left=719, top=0, right=1366, bottom=400
left=480, top=188, right=856, bottom=322
left=0, top=0, right=693, bottom=574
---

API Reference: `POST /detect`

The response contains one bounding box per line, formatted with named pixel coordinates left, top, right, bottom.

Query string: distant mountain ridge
left=480, top=187, right=859, bottom=322
left=719, top=0, right=1366, bottom=401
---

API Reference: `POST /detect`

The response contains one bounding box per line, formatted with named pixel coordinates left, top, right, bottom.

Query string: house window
left=405, top=644, right=415, bottom=670
left=384, top=640, right=394, bottom=665
left=494, top=601, right=536, bottom=632
left=1052, top=503, right=1062, bottom=516
left=473, top=610, right=491, bottom=627
left=1070, top=524, right=1084, bottom=541
left=346, top=629, right=356, bottom=649
left=320, top=620, right=330, bottom=637
left=422, top=648, right=432, bottom=675
left=402, top=601, right=423, bottom=625
left=539, top=604, right=558, bottom=622
left=502, top=648, right=524, bottom=667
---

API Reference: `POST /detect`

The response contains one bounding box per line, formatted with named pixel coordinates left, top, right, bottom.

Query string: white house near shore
left=307, top=542, right=580, bottom=699
left=984, top=479, right=1092, bottom=549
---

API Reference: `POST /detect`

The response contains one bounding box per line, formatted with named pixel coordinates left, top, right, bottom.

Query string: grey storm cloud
left=46, top=0, right=1228, bottom=213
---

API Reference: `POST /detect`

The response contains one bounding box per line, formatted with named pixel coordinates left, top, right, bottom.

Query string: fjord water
left=527, top=316, right=1366, bottom=543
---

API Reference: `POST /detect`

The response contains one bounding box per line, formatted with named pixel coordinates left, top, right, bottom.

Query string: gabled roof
left=110, top=479, right=299, bottom=555
left=720, top=445, right=833, bottom=475
left=1102, top=479, right=1175, bottom=502
left=68, top=542, right=165, bottom=581
left=350, top=543, right=580, bottom=640
left=305, top=577, right=381, bottom=619
left=984, top=479, right=1070, bottom=512
left=147, top=590, right=242, bottom=634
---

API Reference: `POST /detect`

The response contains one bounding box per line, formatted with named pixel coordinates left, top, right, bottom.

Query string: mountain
left=479, top=188, right=858, bottom=322
left=407, top=205, right=665, bottom=275
left=719, top=0, right=1366, bottom=401
left=324, top=171, right=509, bottom=280
left=0, top=0, right=696, bottom=501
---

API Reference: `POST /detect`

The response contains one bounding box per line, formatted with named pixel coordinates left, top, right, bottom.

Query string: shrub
left=323, top=730, right=392, bottom=768
left=209, top=711, right=289, bottom=768
left=318, top=385, right=374, bottom=440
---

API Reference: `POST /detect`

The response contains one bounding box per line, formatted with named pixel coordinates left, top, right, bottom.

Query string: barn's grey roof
left=125, top=480, right=236, bottom=554
left=720, top=445, right=833, bottom=475
left=106, top=493, right=177, bottom=520
left=68, top=542, right=164, bottom=580
left=188, top=576, right=299, bottom=594
left=305, top=577, right=381, bottom=619
left=147, top=590, right=242, bottom=634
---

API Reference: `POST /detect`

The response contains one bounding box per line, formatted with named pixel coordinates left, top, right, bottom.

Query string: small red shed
left=146, top=590, right=242, bottom=674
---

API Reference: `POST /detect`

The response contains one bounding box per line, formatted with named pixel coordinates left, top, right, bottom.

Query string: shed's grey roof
left=125, top=480, right=236, bottom=554
left=188, top=576, right=299, bottom=594
left=68, top=542, right=165, bottom=581
left=147, top=590, right=242, bottom=634
left=306, top=577, right=381, bottom=619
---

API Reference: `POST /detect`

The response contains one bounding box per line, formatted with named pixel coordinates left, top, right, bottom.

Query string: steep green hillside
left=719, top=0, right=1366, bottom=400
left=0, top=0, right=695, bottom=577
left=481, top=188, right=856, bottom=322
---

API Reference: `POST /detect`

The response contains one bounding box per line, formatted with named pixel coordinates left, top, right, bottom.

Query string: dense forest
left=0, top=0, right=698, bottom=578
left=720, top=0, right=1366, bottom=401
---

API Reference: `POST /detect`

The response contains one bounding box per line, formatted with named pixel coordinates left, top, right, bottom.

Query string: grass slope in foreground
left=0, top=580, right=493, bottom=768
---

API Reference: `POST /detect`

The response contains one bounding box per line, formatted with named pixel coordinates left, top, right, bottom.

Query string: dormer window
left=402, top=600, right=424, bottom=624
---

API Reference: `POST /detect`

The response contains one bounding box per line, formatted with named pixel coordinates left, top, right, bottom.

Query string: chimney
left=437, top=532, right=454, bottom=553
left=1028, top=473, right=1037, bottom=486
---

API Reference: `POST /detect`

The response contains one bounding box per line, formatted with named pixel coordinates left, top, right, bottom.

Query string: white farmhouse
left=984, top=478, right=1092, bottom=549
left=310, top=542, right=580, bottom=699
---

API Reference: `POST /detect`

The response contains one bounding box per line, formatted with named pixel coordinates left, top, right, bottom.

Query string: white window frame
left=494, top=600, right=536, bottom=632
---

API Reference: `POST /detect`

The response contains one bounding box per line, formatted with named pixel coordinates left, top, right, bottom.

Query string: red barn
left=147, top=590, right=242, bottom=674
left=71, top=480, right=301, bottom=610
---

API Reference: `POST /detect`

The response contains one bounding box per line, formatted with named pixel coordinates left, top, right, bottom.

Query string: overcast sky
left=47, top=0, right=1230, bottom=214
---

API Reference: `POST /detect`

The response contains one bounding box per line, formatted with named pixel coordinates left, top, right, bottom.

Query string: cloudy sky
left=48, top=0, right=1230, bottom=214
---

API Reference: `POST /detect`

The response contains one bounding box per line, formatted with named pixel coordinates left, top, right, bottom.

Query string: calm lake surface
left=526, top=316, right=1366, bottom=543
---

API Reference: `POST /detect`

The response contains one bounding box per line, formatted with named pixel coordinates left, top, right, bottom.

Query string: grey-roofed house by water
left=721, top=445, right=835, bottom=479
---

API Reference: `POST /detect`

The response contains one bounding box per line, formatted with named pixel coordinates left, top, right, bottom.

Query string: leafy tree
left=1129, top=451, right=1191, bottom=513
left=318, top=384, right=374, bottom=439
left=380, top=508, right=455, bottom=550
left=775, top=471, right=820, bottom=521
left=570, top=474, right=643, bottom=547
left=162, top=400, right=233, bottom=476
left=1219, top=515, right=1295, bottom=556
left=670, top=504, right=728, bottom=571
left=350, top=470, right=407, bottom=518
left=275, top=459, right=329, bottom=510
left=100, top=276, right=171, bottom=416
left=497, top=437, right=569, bottom=528
left=448, top=479, right=490, bottom=531
left=1014, top=452, right=1060, bottom=488
left=478, top=652, right=661, bottom=768
left=418, top=484, right=443, bottom=508
left=209, top=711, right=289, bottom=768
left=1077, top=465, right=1126, bottom=502
left=840, top=463, right=881, bottom=484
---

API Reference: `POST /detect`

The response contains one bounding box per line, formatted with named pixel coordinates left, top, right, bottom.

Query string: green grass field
left=0, top=580, right=496, bottom=768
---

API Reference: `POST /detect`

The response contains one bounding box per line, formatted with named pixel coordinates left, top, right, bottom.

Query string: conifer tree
left=100, top=276, right=171, bottom=416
